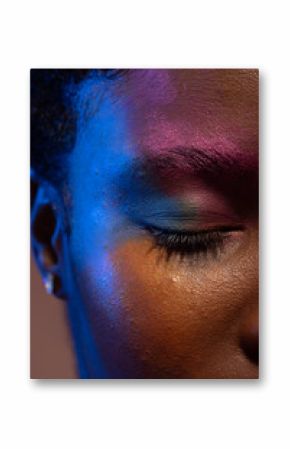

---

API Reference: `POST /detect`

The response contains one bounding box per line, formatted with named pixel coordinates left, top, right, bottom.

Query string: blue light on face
left=64, top=79, right=200, bottom=377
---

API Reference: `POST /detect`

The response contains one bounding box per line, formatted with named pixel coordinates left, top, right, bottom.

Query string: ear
left=31, top=174, right=66, bottom=300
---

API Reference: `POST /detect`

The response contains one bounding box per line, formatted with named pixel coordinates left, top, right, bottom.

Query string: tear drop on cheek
left=171, top=275, right=180, bottom=283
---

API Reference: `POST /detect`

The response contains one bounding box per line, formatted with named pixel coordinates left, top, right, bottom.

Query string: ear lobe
left=31, top=178, right=66, bottom=300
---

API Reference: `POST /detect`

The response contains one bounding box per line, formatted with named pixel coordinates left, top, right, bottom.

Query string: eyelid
left=141, top=222, right=245, bottom=234
left=134, top=207, right=242, bottom=230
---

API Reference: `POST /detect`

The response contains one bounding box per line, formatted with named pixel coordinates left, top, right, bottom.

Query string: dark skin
left=32, top=69, right=258, bottom=378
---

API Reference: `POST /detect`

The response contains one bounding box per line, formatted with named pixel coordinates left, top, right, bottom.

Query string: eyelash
left=145, top=225, right=239, bottom=261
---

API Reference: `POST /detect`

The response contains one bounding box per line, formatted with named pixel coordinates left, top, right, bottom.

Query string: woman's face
left=64, top=69, right=258, bottom=378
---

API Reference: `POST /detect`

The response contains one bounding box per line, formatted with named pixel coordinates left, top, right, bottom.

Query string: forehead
left=114, top=69, right=258, bottom=109
left=71, top=69, right=258, bottom=182
left=117, top=69, right=257, bottom=151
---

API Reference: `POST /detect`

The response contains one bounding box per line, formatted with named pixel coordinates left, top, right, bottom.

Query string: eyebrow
left=130, top=145, right=258, bottom=180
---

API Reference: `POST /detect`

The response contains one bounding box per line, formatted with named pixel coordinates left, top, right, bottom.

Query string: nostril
left=239, top=310, right=259, bottom=365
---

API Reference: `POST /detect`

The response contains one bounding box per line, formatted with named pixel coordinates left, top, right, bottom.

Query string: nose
left=239, top=307, right=259, bottom=365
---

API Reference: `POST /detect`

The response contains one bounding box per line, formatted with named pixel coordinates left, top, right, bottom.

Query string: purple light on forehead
left=125, top=69, right=178, bottom=106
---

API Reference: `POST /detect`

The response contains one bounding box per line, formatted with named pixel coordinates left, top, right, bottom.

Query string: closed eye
left=144, top=224, right=244, bottom=261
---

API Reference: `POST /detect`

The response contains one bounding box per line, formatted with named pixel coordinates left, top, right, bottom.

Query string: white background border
left=1, top=1, right=289, bottom=447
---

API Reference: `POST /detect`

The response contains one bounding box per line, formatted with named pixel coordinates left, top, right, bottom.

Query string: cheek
left=73, top=231, right=258, bottom=377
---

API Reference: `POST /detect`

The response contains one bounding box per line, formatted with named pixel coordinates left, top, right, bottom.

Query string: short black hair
left=31, top=69, right=128, bottom=186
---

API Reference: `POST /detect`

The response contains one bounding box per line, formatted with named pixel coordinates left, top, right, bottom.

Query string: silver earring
left=44, top=274, right=54, bottom=295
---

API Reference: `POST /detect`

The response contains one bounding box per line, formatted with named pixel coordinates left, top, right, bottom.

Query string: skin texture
left=33, top=69, right=259, bottom=378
